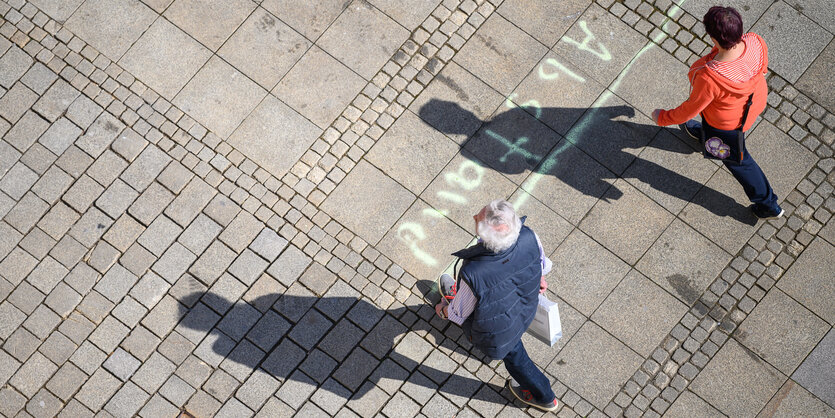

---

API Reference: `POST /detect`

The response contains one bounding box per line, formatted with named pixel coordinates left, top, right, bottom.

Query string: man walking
left=435, top=200, right=557, bottom=412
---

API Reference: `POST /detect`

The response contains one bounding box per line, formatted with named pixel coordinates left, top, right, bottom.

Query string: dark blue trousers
left=723, top=144, right=780, bottom=215
left=503, top=339, right=555, bottom=403
left=702, top=119, right=781, bottom=215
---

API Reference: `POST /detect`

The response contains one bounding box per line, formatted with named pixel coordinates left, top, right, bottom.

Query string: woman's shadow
left=419, top=98, right=756, bottom=225
left=177, top=280, right=515, bottom=409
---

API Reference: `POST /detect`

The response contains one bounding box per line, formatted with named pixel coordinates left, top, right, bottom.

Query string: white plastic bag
left=527, top=294, right=562, bottom=346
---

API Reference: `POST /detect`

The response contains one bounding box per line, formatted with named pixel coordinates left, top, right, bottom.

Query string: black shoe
left=680, top=119, right=701, bottom=140
left=507, top=380, right=559, bottom=412
left=750, top=204, right=784, bottom=220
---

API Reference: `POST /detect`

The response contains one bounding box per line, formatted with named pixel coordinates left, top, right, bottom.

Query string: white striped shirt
left=706, top=33, right=763, bottom=83
left=447, top=232, right=551, bottom=325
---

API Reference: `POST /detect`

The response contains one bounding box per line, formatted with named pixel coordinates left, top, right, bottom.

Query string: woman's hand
left=435, top=301, right=448, bottom=319
left=540, top=276, right=548, bottom=294
left=652, top=109, right=662, bottom=124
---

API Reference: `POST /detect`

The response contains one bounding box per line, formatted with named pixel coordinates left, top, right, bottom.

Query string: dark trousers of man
left=704, top=120, right=780, bottom=214
left=503, top=339, right=555, bottom=402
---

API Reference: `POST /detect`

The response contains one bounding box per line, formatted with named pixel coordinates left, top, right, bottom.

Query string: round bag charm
left=705, top=137, right=730, bottom=159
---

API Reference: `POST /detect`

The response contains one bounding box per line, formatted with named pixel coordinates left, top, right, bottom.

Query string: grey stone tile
left=176, top=302, right=220, bottom=345
left=20, top=142, right=58, bottom=175
left=129, top=269, right=168, bottom=309
left=229, top=249, right=269, bottom=285
left=317, top=0, right=409, bottom=79
left=318, top=318, right=364, bottom=362
left=19, top=227, right=57, bottom=260
left=175, top=354, right=213, bottom=388
left=249, top=228, right=286, bottom=262
left=509, top=189, right=573, bottom=254
left=547, top=322, right=643, bottom=409
left=275, top=369, right=318, bottom=409
left=137, top=215, right=182, bottom=257
left=66, top=94, right=103, bottom=130
left=438, top=366, right=481, bottom=407
left=498, top=0, right=589, bottom=47
left=393, top=332, right=434, bottom=371
left=228, top=94, right=320, bottom=178
left=215, top=397, right=254, bottom=418
left=10, top=352, right=57, bottom=397
left=31, top=166, right=74, bottom=207
left=203, top=194, right=241, bottom=227
left=190, top=241, right=236, bottom=286
left=205, top=368, right=242, bottom=401
left=44, top=282, right=83, bottom=318
left=8, top=281, right=45, bottom=317
left=131, top=352, right=177, bottom=393
left=77, top=112, right=125, bottom=158
left=219, top=7, right=310, bottom=89
left=0, top=162, right=38, bottom=200
left=152, top=242, right=197, bottom=284
left=593, top=269, right=687, bottom=356
left=66, top=0, right=156, bottom=59
left=205, top=274, right=247, bottom=314
left=89, top=316, right=130, bottom=352
left=236, top=369, right=281, bottom=411
left=165, top=177, right=216, bottom=228
left=174, top=56, right=266, bottom=139
left=22, top=304, right=61, bottom=339
left=0, top=386, right=26, bottom=417
left=243, top=274, right=285, bottom=313
left=455, top=13, right=547, bottom=95
left=46, top=362, right=86, bottom=402
left=377, top=199, right=472, bottom=282
left=616, top=42, right=690, bottom=118
left=185, top=391, right=222, bottom=417
left=261, top=0, right=347, bottom=41
left=0, top=83, right=37, bottom=123
left=138, top=394, right=180, bottom=418
left=637, top=219, right=730, bottom=305
left=322, top=160, right=415, bottom=245
left=103, top=214, right=143, bottom=254
left=157, top=161, right=193, bottom=194
left=288, top=308, right=333, bottom=350
left=580, top=179, right=674, bottom=264
left=159, top=374, right=196, bottom=407
left=299, top=349, right=338, bottom=384
left=96, top=179, right=140, bottom=219
left=121, top=145, right=172, bottom=193
left=178, top=214, right=222, bottom=254
left=737, top=289, right=829, bottom=375
left=664, top=390, right=724, bottom=418
left=120, top=243, right=157, bottom=277
left=5, top=111, right=49, bottom=153
left=219, top=209, right=263, bottom=253
left=402, top=370, right=439, bottom=405
left=760, top=379, right=835, bottom=417
left=0, top=45, right=32, bottom=89
left=126, top=182, right=174, bottom=229
left=411, top=62, right=503, bottom=145
left=266, top=245, right=311, bottom=288
left=346, top=381, right=389, bottom=416
left=382, top=392, right=421, bottom=417
left=747, top=121, right=817, bottom=204
left=5, top=191, right=50, bottom=233
left=56, top=145, right=94, bottom=178
left=370, top=0, right=438, bottom=30
left=509, top=52, right=605, bottom=137
left=95, top=264, right=140, bottom=303
left=217, top=301, right=262, bottom=342
left=63, top=174, right=104, bottom=213
left=119, top=17, right=211, bottom=99
left=553, top=4, right=648, bottom=85
left=27, top=388, right=63, bottom=417
left=112, top=129, right=148, bottom=163
left=220, top=339, right=265, bottom=382
left=103, top=348, right=142, bottom=381
left=368, top=110, right=459, bottom=194
left=361, top=315, right=406, bottom=359
left=273, top=45, right=366, bottom=129
left=120, top=326, right=161, bottom=361
left=692, top=339, right=786, bottom=417
left=246, top=309, right=290, bottom=352
left=113, top=296, right=149, bottom=328
left=299, top=261, right=336, bottom=297
left=797, top=40, right=835, bottom=113
left=4, top=327, right=40, bottom=362
left=777, top=238, right=835, bottom=324
left=751, top=1, right=832, bottom=83
left=0, top=246, right=39, bottom=286
left=164, top=0, right=256, bottom=51
left=32, top=79, right=79, bottom=123
left=76, top=290, right=115, bottom=325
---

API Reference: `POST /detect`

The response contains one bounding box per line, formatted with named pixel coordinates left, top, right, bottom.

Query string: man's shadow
left=419, top=99, right=756, bottom=225
left=177, top=281, right=515, bottom=408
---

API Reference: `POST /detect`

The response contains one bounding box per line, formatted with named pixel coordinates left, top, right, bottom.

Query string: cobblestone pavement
left=0, top=0, right=833, bottom=416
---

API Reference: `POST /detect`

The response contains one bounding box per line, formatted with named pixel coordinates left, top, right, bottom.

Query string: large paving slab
left=496, top=0, right=590, bottom=48
left=65, top=0, right=156, bottom=60
left=163, top=0, right=256, bottom=52
left=751, top=0, right=833, bottom=83
left=796, top=39, right=835, bottom=114
left=792, top=329, right=835, bottom=409
left=776, top=237, right=835, bottom=324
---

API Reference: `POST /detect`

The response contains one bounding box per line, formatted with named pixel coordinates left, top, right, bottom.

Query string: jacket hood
left=693, top=33, right=767, bottom=95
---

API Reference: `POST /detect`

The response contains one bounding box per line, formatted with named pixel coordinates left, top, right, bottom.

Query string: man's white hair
left=477, top=200, right=522, bottom=253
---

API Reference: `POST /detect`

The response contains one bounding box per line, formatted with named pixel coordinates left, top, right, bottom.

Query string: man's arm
left=436, top=279, right=476, bottom=325
left=534, top=232, right=551, bottom=293
left=653, top=72, right=715, bottom=126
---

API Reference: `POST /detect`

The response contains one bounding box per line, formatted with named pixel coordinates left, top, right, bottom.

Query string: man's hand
left=435, top=301, right=448, bottom=319
left=651, top=109, right=662, bottom=124
left=540, top=276, right=548, bottom=294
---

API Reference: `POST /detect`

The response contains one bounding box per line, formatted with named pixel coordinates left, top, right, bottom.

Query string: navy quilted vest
left=452, top=220, right=541, bottom=360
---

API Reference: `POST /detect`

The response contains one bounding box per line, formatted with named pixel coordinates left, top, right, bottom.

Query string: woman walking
left=652, top=6, right=783, bottom=219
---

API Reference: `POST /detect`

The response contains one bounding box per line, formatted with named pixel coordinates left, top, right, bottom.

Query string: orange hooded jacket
left=657, top=33, right=768, bottom=132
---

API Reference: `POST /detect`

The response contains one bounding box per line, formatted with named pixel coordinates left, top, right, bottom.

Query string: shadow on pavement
left=418, top=99, right=757, bottom=225
left=177, top=280, right=514, bottom=407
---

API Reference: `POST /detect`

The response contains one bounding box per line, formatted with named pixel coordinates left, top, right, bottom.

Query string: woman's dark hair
left=703, top=6, right=743, bottom=49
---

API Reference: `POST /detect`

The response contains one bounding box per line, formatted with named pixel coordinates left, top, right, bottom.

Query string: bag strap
left=739, top=93, right=754, bottom=130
